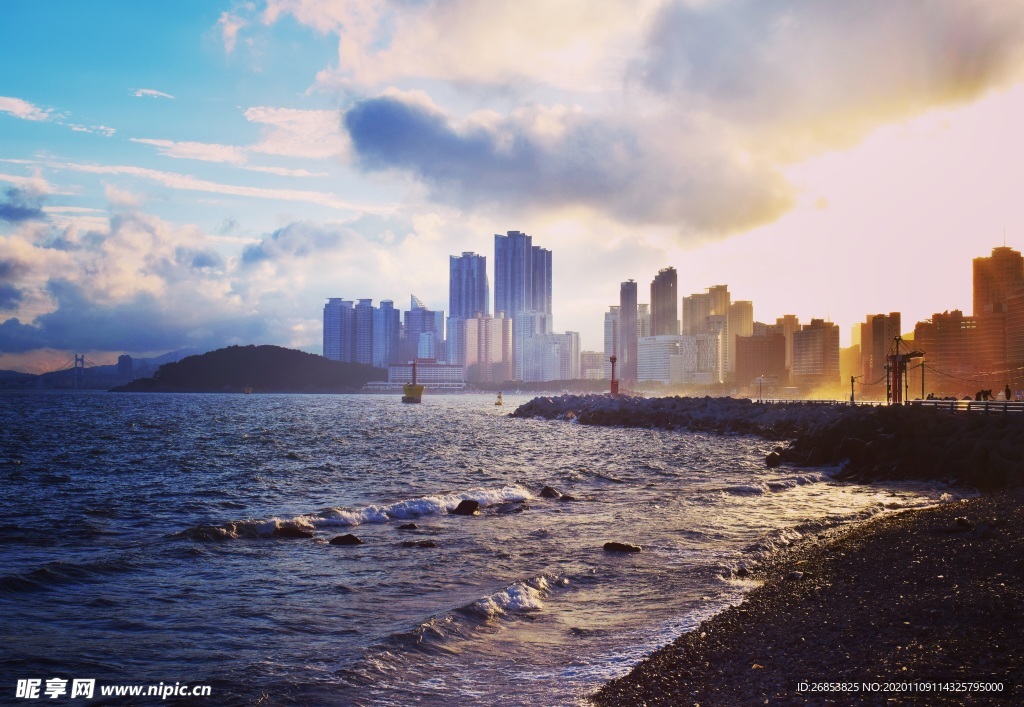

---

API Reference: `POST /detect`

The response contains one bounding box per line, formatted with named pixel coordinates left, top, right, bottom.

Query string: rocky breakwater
left=512, top=395, right=1024, bottom=489
left=510, top=394, right=848, bottom=439
left=780, top=403, right=1024, bottom=489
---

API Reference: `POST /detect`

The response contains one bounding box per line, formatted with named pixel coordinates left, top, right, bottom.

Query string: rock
left=604, top=541, right=642, bottom=553
left=558, top=494, right=578, bottom=502
left=401, top=539, right=437, bottom=548
left=954, top=516, right=972, bottom=528
left=451, top=499, right=480, bottom=516
left=273, top=525, right=313, bottom=539
left=329, top=533, right=363, bottom=545
left=539, top=485, right=562, bottom=498
left=765, top=451, right=781, bottom=468
left=397, top=523, right=418, bottom=530
left=735, top=567, right=750, bottom=578
left=787, top=571, right=805, bottom=580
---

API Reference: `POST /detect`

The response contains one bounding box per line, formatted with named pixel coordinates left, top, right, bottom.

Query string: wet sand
left=593, top=490, right=1024, bottom=705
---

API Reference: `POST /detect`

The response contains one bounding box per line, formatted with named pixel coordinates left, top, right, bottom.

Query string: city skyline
left=4, top=2, right=1024, bottom=373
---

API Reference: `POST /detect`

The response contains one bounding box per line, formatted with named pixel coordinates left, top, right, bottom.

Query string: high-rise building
left=580, top=351, right=606, bottom=379
left=637, top=303, right=651, bottom=339
left=913, top=310, right=978, bottom=379
left=973, top=246, right=1024, bottom=370
left=860, top=313, right=901, bottom=391
left=727, top=300, right=754, bottom=377
left=464, top=313, right=513, bottom=383
left=650, top=267, right=679, bottom=336
left=402, top=295, right=445, bottom=363
left=449, top=252, right=489, bottom=320
left=323, top=298, right=355, bottom=362
left=353, top=299, right=375, bottom=365
left=619, top=280, right=638, bottom=382
left=735, top=333, right=787, bottom=388
left=792, top=319, right=840, bottom=389
left=372, top=299, right=400, bottom=368
left=494, top=231, right=552, bottom=326
left=776, top=314, right=801, bottom=375
left=603, top=305, right=619, bottom=379
left=495, top=230, right=553, bottom=375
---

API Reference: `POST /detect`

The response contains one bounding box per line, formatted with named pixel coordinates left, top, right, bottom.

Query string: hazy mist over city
left=4, top=1, right=1024, bottom=373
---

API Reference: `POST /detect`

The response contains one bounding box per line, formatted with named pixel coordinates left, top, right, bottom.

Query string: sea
left=0, top=392, right=959, bottom=705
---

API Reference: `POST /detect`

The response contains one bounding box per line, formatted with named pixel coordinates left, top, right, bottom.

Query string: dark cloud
left=344, top=95, right=792, bottom=233
left=0, top=188, right=45, bottom=223
left=242, top=221, right=348, bottom=265
left=635, top=0, right=1024, bottom=133
left=0, top=284, right=22, bottom=309
left=0, top=280, right=267, bottom=354
left=0, top=258, right=29, bottom=281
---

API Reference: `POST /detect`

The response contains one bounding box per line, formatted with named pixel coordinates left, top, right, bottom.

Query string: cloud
left=244, top=106, right=350, bottom=160
left=133, top=88, right=175, bottom=99
left=0, top=96, right=53, bottom=122
left=52, top=160, right=378, bottom=212
left=344, top=94, right=792, bottom=233
left=634, top=0, right=1024, bottom=153
left=264, top=0, right=659, bottom=92
left=131, top=138, right=248, bottom=164
left=218, top=9, right=249, bottom=55
left=241, top=221, right=348, bottom=264
left=0, top=283, right=21, bottom=309
left=0, top=187, right=46, bottom=223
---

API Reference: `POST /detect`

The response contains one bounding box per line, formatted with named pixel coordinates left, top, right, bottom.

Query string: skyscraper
left=495, top=230, right=553, bottom=377
left=323, top=298, right=355, bottom=362
left=603, top=305, right=619, bottom=379
left=973, top=245, right=1024, bottom=370
left=495, top=230, right=552, bottom=324
left=619, top=279, right=638, bottom=382
left=650, top=267, right=678, bottom=336
left=402, top=295, right=445, bottom=362
left=372, top=299, right=401, bottom=368
left=449, top=252, right=489, bottom=320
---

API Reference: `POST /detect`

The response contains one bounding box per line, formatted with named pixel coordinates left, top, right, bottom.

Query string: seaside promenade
left=511, top=395, right=1024, bottom=704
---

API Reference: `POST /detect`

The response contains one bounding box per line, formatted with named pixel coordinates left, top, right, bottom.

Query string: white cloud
left=0, top=96, right=53, bottom=122
left=52, top=160, right=382, bottom=212
left=131, top=138, right=248, bottom=165
left=132, top=88, right=175, bottom=99
left=244, top=106, right=350, bottom=160
left=265, top=0, right=658, bottom=92
left=218, top=8, right=250, bottom=55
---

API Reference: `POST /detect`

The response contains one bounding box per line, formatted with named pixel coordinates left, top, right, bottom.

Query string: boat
left=402, top=360, right=424, bottom=404
left=494, top=391, right=503, bottom=406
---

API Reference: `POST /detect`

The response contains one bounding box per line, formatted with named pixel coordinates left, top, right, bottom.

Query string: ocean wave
left=175, top=484, right=534, bottom=540
left=0, top=558, right=135, bottom=595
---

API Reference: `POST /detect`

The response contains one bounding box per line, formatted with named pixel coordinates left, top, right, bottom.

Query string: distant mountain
left=111, top=344, right=386, bottom=393
left=0, top=370, right=35, bottom=379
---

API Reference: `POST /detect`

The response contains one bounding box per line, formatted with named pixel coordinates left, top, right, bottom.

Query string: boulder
left=604, top=541, right=642, bottom=553
left=451, top=499, right=480, bottom=516
left=273, top=525, right=313, bottom=539
left=397, top=523, right=418, bottom=530
left=539, top=486, right=562, bottom=498
left=329, top=533, right=363, bottom=545
left=765, top=451, right=781, bottom=468
left=401, top=539, right=437, bottom=548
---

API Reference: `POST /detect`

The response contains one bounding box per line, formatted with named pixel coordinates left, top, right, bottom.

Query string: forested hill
left=111, top=345, right=386, bottom=393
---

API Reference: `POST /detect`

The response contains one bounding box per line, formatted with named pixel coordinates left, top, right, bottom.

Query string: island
left=110, top=344, right=386, bottom=393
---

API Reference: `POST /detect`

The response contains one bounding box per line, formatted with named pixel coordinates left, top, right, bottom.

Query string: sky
left=3, top=0, right=1024, bottom=373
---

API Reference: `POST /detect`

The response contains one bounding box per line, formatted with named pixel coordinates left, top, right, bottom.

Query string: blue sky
left=4, top=1, right=1024, bottom=372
